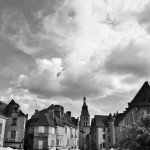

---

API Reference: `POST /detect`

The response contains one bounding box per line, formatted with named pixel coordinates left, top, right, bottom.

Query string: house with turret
left=90, top=81, right=150, bottom=150
left=90, top=114, right=116, bottom=150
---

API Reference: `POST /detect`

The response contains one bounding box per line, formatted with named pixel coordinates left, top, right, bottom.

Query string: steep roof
left=28, top=113, right=55, bottom=127
left=18, top=110, right=26, bottom=117
left=131, top=81, right=150, bottom=105
left=81, top=97, right=90, bottom=116
left=94, top=115, right=108, bottom=127
left=3, top=99, right=23, bottom=116
left=28, top=104, right=78, bottom=128
left=107, top=113, right=115, bottom=122
left=114, top=81, right=150, bottom=125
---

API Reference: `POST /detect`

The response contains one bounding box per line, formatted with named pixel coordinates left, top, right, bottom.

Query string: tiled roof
left=94, top=115, right=108, bottom=127
left=18, top=110, right=26, bottom=117
left=3, top=99, right=21, bottom=116
left=131, top=81, right=150, bottom=104
left=55, top=117, right=64, bottom=127
left=28, top=113, right=55, bottom=127
left=27, top=104, right=78, bottom=128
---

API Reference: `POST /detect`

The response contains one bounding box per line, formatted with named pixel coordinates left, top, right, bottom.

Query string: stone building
left=90, top=81, right=150, bottom=150
left=90, top=114, right=115, bottom=150
left=0, top=111, right=7, bottom=147
left=25, top=104, right=79, bottom=150
left=0, top=99, right=27, bottom=148
left=115, top=81, right=150, bottom=147
left=79, top=97, right=90, bottom=150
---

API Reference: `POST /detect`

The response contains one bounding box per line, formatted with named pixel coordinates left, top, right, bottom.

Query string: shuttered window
left=38, top=140, right=43, bottom=149
left=11, top=131, right=16, bottom=140
left=38, top=126, right=44, bottom=133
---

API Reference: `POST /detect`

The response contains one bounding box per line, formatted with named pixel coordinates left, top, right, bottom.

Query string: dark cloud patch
left=0, top=1, right=76, bottom=59
left=104, top=41, right=150, bottom=78
left=136, top=2, right=150, bottom=33
left=0, top=34, right=35, bottom=90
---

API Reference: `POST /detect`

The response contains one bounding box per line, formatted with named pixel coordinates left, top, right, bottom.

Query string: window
left=12, top=106, right=19, bottom=113
left=38, top=126, right=44, bottom=133
left=57, top=139, right=59, bottom=146
left=0, top=124, right=2, bottom=134
left=103, top=142, right=106, bottom=148
left=38, top=140, right=43, bottom=149
left=100, top=143, right=102, bottom=149
left=11, top=131, right=16, bottom=140
left=12, top=118, right=17, bottom=126
left=108, top=128, right=110, bottom=132
left=109, top=136, right=111, bottom=142
left=49, top=127, right=55, bottom=134
left=67, top=139, right=69, bottom=146
left=51, top=140, right=54, bottom=147
left=86, top=117, right=88, bottom=121
left=103, top=127, right=105, bottom=132
left=65, top=127, right=67, bottom=134
left=52, top=127, right=55, bottom=134
left=103, top=134, right=105, bottom=139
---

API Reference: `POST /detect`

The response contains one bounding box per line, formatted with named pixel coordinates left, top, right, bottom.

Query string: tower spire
left=83, top=96, right=86, bottom=103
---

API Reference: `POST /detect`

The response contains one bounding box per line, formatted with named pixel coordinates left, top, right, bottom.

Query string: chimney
left=66, top=111, right=72, bottom=121
left=48, top=109, right=54, bottom=119
left=54, top=105, right=61, bottom=118
left=61, top=106, right=64, bottom=118
left=34, top=109, right=38, bottom=114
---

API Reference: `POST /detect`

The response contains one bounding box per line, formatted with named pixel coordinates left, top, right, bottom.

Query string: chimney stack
left=54, top=105, right=61, bottom=118
left=61, top=106, right=64, bottom=118
left=48, top=109, right=54, bottom=119
left=34, top=109, right=38, bottom=114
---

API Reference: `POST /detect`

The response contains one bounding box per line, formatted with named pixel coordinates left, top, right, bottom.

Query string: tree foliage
left=120, top=115, right=150, bottom=150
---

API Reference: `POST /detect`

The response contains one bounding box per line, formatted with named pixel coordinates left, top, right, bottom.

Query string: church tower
left=79, top=97, right=90, bottom=150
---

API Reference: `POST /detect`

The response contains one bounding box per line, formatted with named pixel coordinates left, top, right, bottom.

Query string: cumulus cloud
left=1, top=0, right=150, bottom=117
left=104, top=40, right=150, bottom=78
left=19, top=58, right=121, bottom=99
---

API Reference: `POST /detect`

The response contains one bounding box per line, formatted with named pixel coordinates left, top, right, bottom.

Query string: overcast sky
left=0, top=0, right=150, bottom=118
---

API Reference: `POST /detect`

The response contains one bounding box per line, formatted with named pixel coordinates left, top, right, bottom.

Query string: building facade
left=0, top=99, right=27, bottom=149
left=3, top=99, right=28, bottom=148
left=79, top=97, right=90, bottom=150
left=0, top=112, right=7, bottom=147
left=90, top=81, right=150, bottom=150
left=25, top=104, right=79, bottom=150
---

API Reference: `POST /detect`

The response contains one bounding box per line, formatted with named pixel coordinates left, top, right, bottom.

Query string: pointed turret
left=81, top=97, right=89, bottom=116
left=107, top=113, right=115, bottom=122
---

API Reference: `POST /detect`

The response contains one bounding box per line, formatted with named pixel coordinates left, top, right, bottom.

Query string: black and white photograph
left=0, top=0, right=150, bottom=150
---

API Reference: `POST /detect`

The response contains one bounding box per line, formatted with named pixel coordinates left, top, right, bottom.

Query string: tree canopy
left=120, top=115, right=150, bottom=150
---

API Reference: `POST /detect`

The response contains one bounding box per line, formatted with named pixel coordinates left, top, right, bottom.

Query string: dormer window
left=12, top=106, right=19, bottom=113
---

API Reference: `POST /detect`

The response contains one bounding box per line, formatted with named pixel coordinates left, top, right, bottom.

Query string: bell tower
left=80, top=97, right=90, bottom=126
left=79, top=97, right=90, bottom=150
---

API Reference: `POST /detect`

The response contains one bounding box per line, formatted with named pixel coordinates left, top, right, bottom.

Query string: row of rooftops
left=91, top=81, right=150, bottom=128
left=27, top=104, right=79, bottom=129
